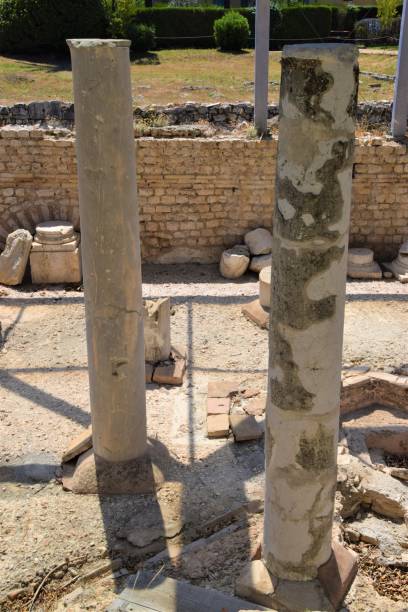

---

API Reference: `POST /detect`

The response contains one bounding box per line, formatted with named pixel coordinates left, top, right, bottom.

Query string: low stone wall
left=0, top=100, right=392, bottom=128
left=0, top=126, right=407, bottom=263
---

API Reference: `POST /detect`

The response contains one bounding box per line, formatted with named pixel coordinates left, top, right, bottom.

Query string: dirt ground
left=0, top=264, right=408, bottom=611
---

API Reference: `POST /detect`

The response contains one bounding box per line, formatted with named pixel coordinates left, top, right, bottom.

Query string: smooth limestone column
left=254, top=0, right=270, bottom=135
left=68, top=40, right=147, bottom=465
left=264, top=44, right=358, bottom=580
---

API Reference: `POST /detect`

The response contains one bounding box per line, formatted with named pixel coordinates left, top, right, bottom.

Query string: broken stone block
left=143, top=297, right=171, bottom=362
left=219, top=245, right=250, bottom=279
left=207, top=414, right=230, bottom=438
left=30, top=221, right=81, bottom=284
left=152, top=354, right=186, bottom=386
left=61, top=426, right=92, bottom=463
left=317, top=541, right=358, bottom=610
left=241, top=299, right=269, bottom=329
left=259, top=266, right=271, bottom=308
left=0, top=229, right=32, bottom=285
left=384, top=239, right=408, bottom=282
left=208, top=380, right=239, bottom=398
left=347, top=248, right=382, bottom=280
left=235, top=560, right=277, bottom=608
left=230, top=414, right=263, bottom=441
left=207, top=397, right=230, bottom=415
left=244, top=228, right=272, bottom=256
left=249, top=254, right=272, bottom=274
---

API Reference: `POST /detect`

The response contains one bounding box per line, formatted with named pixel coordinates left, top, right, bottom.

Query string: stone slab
left=207, top=380, right=239, bottom=398
left=236, top=560, right=334, bottom=611
left=347, top=263, right=382, bottom=280
left=35, top=220, right=74, bottom=243
left=230, top=414, right=263, bottom=441
left=61, top=425, right=92, bottom=463
left=152, top=357, right=186, bottom=386
left=31, top=234, right=80, bottom=252
left=30, top=247, right=82, bottom=284
left=241, top=299, right=269, bottom=330
left=62, top=449, right=164, bottom=495
left=207, top=397, right=230, bottom=415
left=207, top=414, right=230, bottom=438
left=108, top=572, right=271, bottom=611
left=317, top=541, right=358, bottom=610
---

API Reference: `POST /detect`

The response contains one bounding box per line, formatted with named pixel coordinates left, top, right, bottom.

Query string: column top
left=67, top=39, right=131, bottom=49
left=282, top=43, right=358, bottom=63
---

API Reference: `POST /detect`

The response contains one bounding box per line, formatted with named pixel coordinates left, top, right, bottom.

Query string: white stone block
left=259, top=265, right=271, bottom=308
left=143, top=297, right=171, bottom=363
left=30, top=246, right=82, bottom=284
left=219, top=245, right=250, bottom=279
left=0, top=229, right=32, bottom=285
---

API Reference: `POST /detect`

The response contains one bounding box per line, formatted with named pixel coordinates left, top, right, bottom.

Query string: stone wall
left=0, top=126, right=407, bottom=263
left=0, top=100, right=392, bottom=128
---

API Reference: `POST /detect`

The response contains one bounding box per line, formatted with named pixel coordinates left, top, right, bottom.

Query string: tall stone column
left=236, top=44, right=359, bottom=610
left=264, top=43, right=358, bottom=582
left=66, top=40, right=152, bottom=493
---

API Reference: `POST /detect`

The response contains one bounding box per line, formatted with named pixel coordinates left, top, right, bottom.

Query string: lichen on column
left=264, top=44, right=358, bottom=581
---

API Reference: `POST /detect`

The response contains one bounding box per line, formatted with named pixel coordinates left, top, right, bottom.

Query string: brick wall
left=0, top=127, right=407, bottom=263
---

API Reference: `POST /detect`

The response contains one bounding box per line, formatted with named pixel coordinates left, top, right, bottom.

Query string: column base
left=62, top=447, right=165, bottom=495
left=235, top=542, right=358, bottom=611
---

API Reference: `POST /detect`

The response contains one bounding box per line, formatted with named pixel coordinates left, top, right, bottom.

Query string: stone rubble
left=0, top=229, right=32, bottom=285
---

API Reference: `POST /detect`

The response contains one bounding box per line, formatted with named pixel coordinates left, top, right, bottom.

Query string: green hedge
left=273, top=5, right=332, bottom=41
left=131, top=5, right=331, bottom=49
left=0, top=0, right=107, bottom=53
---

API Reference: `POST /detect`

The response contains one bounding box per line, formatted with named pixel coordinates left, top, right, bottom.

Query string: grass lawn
left=0, top=48, right=397, bottom=106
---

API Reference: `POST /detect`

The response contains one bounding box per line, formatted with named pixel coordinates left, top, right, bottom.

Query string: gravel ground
left=0, top=264, right=408, bottom=611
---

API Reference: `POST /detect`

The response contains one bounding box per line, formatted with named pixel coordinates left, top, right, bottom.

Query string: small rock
left=344, top=527, right=360, bottom=543
left=219, top=245, right=250, bottom=279
left=244, top=228, right=272, bottom=256
left=241, top=299, right=269, bottom=330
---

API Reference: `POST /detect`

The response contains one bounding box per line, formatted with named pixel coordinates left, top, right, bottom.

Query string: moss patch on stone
left=296, top=424, right=335, bottom=472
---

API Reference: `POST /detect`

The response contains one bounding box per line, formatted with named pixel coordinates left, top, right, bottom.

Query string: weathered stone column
left=236, top=44, right=359, bottom=610
left=67, top=40, right=147, bottom=479
left=265, top=42, right=358, bottom=580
